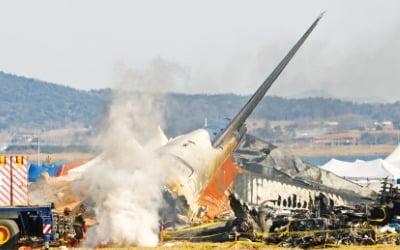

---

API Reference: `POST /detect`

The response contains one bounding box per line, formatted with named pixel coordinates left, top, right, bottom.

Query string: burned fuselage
left=159, top=14, right=326, bottom=221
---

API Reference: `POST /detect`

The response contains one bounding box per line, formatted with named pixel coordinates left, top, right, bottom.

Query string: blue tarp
left=28, top=163, right=62, bottom=182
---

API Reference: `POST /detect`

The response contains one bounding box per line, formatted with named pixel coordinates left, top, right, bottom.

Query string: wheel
left=0, top=219, right=19, bottom=249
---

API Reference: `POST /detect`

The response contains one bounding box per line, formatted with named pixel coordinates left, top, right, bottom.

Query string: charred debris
left=157, top=13, right=399, bottom=248
left=161, top=179, right=400, bottom=248
left=160, top=135, right=400, bottom=248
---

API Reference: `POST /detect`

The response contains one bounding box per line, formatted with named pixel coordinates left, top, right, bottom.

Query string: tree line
left=2, top=71, right=400, bottom=137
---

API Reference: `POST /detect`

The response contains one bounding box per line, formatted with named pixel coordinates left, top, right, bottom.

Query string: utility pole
left=37, top=135, right=40, bottom=166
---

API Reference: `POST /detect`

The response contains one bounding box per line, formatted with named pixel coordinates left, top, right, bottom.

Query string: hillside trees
left=2, top=71, right=400, bottom=137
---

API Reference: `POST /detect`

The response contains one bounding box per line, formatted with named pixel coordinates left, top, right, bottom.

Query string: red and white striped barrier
left=11, top=156, right=29, bottom=206
left=0, top=156, right=11, bottom=206
left=42, top=223, right=52, bottom=234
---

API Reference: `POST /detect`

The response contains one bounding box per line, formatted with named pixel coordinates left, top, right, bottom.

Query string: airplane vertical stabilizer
left=212, top=13, right=324, bottom=148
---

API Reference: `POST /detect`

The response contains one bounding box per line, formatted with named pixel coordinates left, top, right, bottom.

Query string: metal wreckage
left=158, top=14, right=400, bottom=248
left=161, top=134, right=400, bottom=248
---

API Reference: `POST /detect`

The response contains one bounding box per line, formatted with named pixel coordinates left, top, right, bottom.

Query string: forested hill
left=1, top=71, right=400, bottom=136
left=165, top=95, right=400, bottom=135
left=0, top=71, right=108, bottom=130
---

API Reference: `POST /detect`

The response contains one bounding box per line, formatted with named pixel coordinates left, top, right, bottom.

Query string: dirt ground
left=127, top=242, right=399, bottom=249
left=38, top=241, right=400, bottom=249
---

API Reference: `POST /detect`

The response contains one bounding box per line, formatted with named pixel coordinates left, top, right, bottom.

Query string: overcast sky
left=1, top=0, right=400, bottom=101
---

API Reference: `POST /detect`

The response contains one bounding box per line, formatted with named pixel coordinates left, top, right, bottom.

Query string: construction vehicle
left=0, top=155, right=75, bottom=248
left=0, top=204, right=57, bottom=249
left=0, top=204, right=77, bottom=249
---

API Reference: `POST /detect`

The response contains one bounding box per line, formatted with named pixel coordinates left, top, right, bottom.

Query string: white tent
left=321, top=158, right=400, bottom=179
left=385, top=144, right=400, bottom=167
left=321, top=158, right=400, bottom=191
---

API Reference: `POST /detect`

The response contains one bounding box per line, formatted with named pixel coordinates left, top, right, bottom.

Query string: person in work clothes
left=72, top=206, right=86, bottom=246
left=58, top=207, right=74, bottom=246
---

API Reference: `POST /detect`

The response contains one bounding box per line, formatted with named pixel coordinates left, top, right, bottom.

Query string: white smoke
left=80, top=59, right=177, bottom=247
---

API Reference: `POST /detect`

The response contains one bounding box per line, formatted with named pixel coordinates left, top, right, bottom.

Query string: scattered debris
left=162, top=180, right=400, bottom=248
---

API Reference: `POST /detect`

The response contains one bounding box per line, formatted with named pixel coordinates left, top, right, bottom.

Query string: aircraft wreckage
left=162, top=180, right=400, bottom=248
left=157, top=13, right=400, bottom=247
left=30, top=13, right=400, bottom=248
left=158, top=12, right=374, bottom=223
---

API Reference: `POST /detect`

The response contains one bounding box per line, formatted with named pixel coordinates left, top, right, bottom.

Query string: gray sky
left=1, top=0, right=400, bottom=101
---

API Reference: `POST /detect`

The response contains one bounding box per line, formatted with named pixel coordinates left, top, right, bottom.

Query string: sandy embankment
left=25, top=152, right=96, bottom=163
left=291, top=144, right=396, bottom=157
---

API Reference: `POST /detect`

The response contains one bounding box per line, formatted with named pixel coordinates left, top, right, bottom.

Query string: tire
left=0, top=219, right=19, bottom=249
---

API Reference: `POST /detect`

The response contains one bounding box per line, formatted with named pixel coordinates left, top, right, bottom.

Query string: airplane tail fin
left=212, top=13, right=324, bottom=148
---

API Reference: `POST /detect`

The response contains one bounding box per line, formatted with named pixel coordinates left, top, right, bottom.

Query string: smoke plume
left=80, top=59, right=177, bottom=246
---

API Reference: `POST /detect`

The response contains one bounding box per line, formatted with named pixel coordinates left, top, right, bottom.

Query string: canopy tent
left=321, top=158, right=400, bottom=179
left=385, top=144, right=400, bottom=167
left=321, top=158, right=400, bottom=192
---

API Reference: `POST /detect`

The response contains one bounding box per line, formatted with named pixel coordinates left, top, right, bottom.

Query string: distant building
left=311, top=132, right=360, bottom=146
left=373, top=121, right=394, bottom=130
